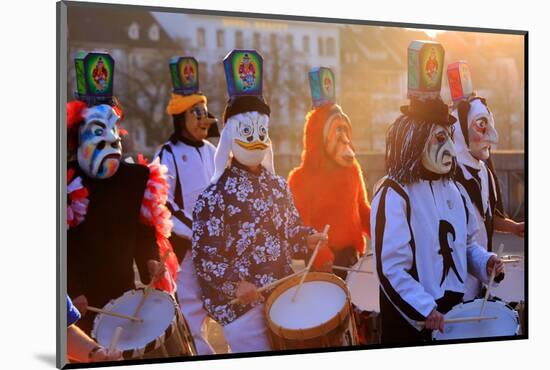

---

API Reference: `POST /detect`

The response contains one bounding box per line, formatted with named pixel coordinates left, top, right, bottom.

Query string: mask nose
left=486, top=124, right=499, bottom=145
left=342, top=145, right=355, bottom=161
left=446, top=137, right=457, bottom=158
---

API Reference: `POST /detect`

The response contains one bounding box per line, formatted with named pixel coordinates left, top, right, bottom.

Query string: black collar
left=170, top=132, right=204, bottom=148
left=419, top=166, right=444, bottom=181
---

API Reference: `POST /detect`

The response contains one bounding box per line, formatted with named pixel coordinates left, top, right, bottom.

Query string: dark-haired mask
left=421, top=125, right=456, bottom=174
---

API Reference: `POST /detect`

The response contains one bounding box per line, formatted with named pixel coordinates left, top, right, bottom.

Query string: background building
left=66, top=8, right=524, bottom=219
left=152, top=12, right=341, bottom=154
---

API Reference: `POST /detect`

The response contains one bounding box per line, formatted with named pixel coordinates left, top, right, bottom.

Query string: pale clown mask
left=77, top=104, right=122, bottom=179
left=211, top=111, right=274, bottom=183
left=324, top=113, right=355, bottom=167
left=421, top=124, right=457, bottom=174
left=467, top=99, right=498, bottom=160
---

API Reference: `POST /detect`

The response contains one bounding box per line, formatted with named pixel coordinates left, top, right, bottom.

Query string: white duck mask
left=212, top=111, right=274, bottom=183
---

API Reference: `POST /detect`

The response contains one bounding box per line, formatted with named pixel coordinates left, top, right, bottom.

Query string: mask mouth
left=441, top=150, right=454, bottom=166
left=235, top=139, right=269, bottom=151
left=97, top=152, right=121, bottom=170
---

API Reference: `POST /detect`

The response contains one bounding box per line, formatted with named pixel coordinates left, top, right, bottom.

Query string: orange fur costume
left=288, top=104, right=371, bottom=267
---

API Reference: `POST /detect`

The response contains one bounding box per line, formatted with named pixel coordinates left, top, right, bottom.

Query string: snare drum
left=433, top=298, right=519, bottom=341
left=265, top=272, right=357, bottom=350
left=346, top=254, right=381, bottom=344
left=92, top=289, right=195, bottom=360
left=492, top=256, right=524, bottom=304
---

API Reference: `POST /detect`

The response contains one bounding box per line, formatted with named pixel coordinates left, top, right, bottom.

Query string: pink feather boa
left=138, top=155, right=178, bottom=293
left=67, top=168, right=89, bottom=228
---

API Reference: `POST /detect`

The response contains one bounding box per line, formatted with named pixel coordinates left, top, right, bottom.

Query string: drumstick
left=229, top=269, right=306, bottom=305
left=132, top=250, right=171, bottom=318
left=416, top=316, right=497, bottom=326
left=108, top=326, right=123, bottom=353
left=502, top=259, right=521, bottom=264
left=292, top=224, right=330, bottom=303
left=87, top=306, right=143, bottom=323
left=480, top=243, right=504, bottom=316
left=132, top=259, right=146, bottom=289
left=332, top=265, right=373, bottom=274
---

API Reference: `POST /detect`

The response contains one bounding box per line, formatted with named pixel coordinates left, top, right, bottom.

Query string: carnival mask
left=183, top=102, right=212, bottom=142
left=324, top=114, right=355, bottom=167
left=211, top=111, right=274, bottom=183
left=77, top=104, right=122, bottom=179
left=467, top=99, right=498, bottom=160
left=421, top=125, right=456, bottom=174
left=229, top=111, right=271, bottom=167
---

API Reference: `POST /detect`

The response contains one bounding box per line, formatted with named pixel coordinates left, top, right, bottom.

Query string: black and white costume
left=371, top=175, right=494, bottom=343
left=452, top=98, right=504, bottom=300
left=156, top=137, right=216, bottom=248
left=371, top=41, right=496, bottom=343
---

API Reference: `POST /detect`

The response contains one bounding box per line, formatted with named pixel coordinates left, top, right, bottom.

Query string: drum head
left=346, top=255, right=380, bottom=312
left=92, top=289, right=176, bottom=351
left=269, top=280, right=347, bottom=330
left=433, top=299, right=519, bottom=340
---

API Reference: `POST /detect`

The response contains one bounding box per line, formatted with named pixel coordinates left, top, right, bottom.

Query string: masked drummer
left=447, top=61, right=524, bottom=301
left=67, top=52, right=178, bottom=336
left=191, top=50, right=327, bottom=352
left=370, top=41, right=504, bottom=344
left=153, top=57, right=218, bottom=355
left=288, top=67, right=371, bottom=279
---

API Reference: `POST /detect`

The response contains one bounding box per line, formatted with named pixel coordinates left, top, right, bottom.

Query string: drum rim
left=264, top=272, right=352, bottom=340
left=432, top=297, right=520, bottom=340
left=91, top=288, right=179, bottom=359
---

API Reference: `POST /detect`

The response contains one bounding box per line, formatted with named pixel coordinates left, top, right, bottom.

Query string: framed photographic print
left=57, top=0, right=527, bottom=368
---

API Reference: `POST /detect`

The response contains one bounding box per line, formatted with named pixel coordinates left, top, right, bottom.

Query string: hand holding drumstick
left=235, top=276, right=264, bottom=305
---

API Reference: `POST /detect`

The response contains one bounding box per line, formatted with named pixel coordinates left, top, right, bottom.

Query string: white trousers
left=223, top=304, right=273, bottom=353
left=176, top=251, right=216, bottom=355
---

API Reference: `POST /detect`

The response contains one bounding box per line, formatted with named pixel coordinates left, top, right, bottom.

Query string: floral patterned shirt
left=192, top=162, right=315, bottom=325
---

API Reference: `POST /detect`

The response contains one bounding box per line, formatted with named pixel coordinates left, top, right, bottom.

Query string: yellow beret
left=166, top=93, right=207, bottom=116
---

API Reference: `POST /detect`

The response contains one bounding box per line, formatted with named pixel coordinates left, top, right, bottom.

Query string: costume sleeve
left=486, top=156, right=507, bottom=218
left=155, top=145, right=194, bottom=240
left=281, top=182, right=317, bottom=260
left=287, top=169, right=312, bottom=225
left=192, top=190, right=239, bottom=306
left=357, top=166, right=371, bottom=238
left=460, top=189, right=494, bottom=284
left=67, top=296, right=81, bottom=327
left=372, top=184, right=437, bottom=323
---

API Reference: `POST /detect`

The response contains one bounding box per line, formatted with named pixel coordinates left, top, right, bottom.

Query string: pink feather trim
left=138, top=155, right=178, bottom=293
left=67, top=168, right=89, bottom=228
